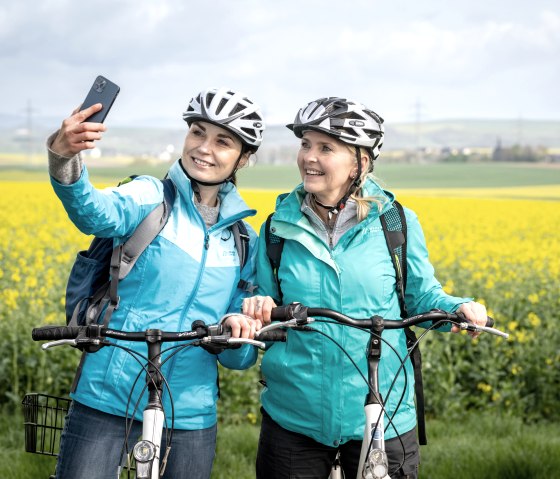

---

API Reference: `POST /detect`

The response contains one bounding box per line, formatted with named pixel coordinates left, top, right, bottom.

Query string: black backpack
left=264, top=199, right=428, bottom=445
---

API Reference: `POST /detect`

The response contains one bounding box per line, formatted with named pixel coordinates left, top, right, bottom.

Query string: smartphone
left=79, top=75, right=120, bottom=123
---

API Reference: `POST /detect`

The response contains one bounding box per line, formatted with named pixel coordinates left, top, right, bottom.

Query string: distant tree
left=492, top=139, right=548, bottom=162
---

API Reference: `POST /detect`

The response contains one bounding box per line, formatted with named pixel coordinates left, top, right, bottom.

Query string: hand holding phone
left=79, top=75, right=120, bottom=123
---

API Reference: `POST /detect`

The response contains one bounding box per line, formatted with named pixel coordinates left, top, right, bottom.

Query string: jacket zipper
left=163, top=211, right=250, bottom=414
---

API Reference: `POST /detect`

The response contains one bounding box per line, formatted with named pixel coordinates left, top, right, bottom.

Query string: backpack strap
left=265, top=212, right=285, bottom=304
left=97, top=178, right=176, bottom=327
left=380, top=201, right=427, bottom=445
left=70, top=178, right=176, bottom=393
left=379, top=201, right=408, bottom=318
left=232, top=220, right=255, bottom=293
left=118, top=178, right=175, bottom=279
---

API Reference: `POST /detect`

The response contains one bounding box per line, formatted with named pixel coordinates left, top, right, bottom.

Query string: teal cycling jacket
left=51, top=159, right=258, bottom=429
left=256, top=179, right=471, bottom=446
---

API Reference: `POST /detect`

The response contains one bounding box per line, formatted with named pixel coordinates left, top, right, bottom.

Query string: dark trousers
left=256, top=409, right=419, bottom=479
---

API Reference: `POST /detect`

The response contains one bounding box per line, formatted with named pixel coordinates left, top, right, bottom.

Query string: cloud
left=1, top=0, right=559, bottom=129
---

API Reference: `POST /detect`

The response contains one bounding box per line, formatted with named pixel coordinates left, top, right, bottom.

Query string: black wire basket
left=22, top=393, right=71, bottom=456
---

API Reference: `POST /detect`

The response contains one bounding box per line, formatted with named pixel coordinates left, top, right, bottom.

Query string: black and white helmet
left=287, top=97, right=384, bottom=160
left=183, top=88, right=265, bottom=150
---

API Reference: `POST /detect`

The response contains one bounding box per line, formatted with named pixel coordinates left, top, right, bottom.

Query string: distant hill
left=1, top=116, right=558, bottom=165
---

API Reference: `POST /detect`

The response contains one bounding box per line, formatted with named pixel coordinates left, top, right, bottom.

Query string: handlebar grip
left=270, top=306, right=291, bottom=321
left=32, top=326, right=81, bottom=341
left=257, top=330, right=287, bottom=342
left=456, top=312, right=494, bottom=328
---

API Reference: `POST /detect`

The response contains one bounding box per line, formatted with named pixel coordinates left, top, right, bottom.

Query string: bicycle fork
left=357, top=317, right=390, bottom=479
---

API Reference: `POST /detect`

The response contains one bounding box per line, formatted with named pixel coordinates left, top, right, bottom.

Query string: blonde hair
left=348, top=146, right=387, bottom=221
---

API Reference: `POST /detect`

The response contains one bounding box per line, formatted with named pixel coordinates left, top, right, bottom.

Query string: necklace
left=311, top=194, right=337, bottom=210
left=311, top=194, right=339, bottom=224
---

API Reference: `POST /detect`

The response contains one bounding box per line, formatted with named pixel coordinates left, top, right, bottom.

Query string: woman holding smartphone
left=47, top=87, right=265, bottom=479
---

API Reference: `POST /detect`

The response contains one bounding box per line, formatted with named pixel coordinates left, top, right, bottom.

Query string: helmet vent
left=216, top=98, right=229, bottom=115
left=241, top=127, right=257, bottom=137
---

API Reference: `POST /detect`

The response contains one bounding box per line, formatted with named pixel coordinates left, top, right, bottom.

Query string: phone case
left=79, top=75, right=120, bottom=123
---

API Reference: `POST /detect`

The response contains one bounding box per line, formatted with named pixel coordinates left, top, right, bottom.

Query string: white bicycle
left=27, top=319, right=285, bottom=478
left=257, top=302, right=508, bottom=479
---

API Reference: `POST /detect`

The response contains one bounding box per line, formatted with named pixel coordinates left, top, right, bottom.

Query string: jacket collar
left=274, top=177, right=395, bottom=225
left=167, top=159, right=256, bottom=225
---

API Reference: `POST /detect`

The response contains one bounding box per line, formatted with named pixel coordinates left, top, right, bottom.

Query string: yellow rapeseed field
left=1, top=181, right=559, bottom=419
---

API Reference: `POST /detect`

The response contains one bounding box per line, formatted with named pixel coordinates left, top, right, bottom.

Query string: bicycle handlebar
left=266, top=303, right=508, bottom=338
left=31, top=323, right=287, bottom=349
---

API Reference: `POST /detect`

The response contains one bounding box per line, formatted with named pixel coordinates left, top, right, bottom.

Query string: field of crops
left=1, top=175, right=559, bottom=428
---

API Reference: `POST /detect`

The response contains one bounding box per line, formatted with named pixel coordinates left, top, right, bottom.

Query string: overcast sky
left=2, top=0, right=559, bottom=129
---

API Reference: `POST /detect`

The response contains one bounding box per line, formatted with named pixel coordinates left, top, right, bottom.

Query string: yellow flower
left=246, top=412, right=257, bottom=425
left=527, top=293, right=539, bottom=304
left=2, top=289, right=20, bottom=310
left=477, top=382, right=492, bottom=394
left=527, top=312, right=541, bottom=328
left=515, top=330, right=529, bottom=343
left=45, top=312, right=59, bottom=324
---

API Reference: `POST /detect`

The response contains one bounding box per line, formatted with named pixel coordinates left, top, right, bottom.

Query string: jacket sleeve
left=404, top=208, right=472, bottom=323
left=50, top=166, right=163, bottom=238
left=218, top=223, right=259, bottom=369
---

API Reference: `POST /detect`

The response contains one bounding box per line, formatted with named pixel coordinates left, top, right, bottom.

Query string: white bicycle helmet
left=287, top=97, right=384, bottom=161
left=183, top=88, right=265, bottom=150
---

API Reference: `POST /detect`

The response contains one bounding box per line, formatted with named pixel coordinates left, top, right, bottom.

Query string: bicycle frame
left=357, top=316, right=390, bottom=479
left=130, top=329, right=166, bottom=479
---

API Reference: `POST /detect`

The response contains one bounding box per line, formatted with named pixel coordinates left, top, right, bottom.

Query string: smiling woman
left=181, top=122, right=248, bottom=196
left=43, top=86, right=267, bottom=479
left=242, top=96, right=492, bottom=479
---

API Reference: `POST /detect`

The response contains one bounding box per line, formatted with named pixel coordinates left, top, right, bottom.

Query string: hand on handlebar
left=222, top=314, right=262, bottom=339
left=453, top=301, right=488, bottom=338
left=242, top=295, right=277, bottom=326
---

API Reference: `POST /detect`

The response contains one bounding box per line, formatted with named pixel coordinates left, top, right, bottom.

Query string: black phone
left=79, top=75, right=120, bottom=123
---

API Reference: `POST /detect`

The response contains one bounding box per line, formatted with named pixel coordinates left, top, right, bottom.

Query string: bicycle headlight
left=133, top=440, right=156, bottom=463
left=364, top=448, right=389, bottom=479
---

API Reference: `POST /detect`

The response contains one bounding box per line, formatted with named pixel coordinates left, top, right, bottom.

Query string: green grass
left=4, top=410, right=558, bottom=478
left=2, top=162, right=560, bottom=189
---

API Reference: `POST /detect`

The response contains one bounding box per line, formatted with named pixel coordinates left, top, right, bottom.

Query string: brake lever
left=458, top=322, right=509, bottom=339
left=258, top=318, right=315, bottom=335
left=41, top=339, right=78, bottom=350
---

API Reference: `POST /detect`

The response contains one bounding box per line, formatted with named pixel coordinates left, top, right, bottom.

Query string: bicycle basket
left=22, top=393, right=71, bottom=456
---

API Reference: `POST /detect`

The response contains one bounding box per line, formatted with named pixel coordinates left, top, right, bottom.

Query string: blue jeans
left=55, top=401, right=217, bottom=479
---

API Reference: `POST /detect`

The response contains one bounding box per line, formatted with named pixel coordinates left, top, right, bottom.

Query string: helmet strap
left=353, top=147, right=363, bottom=188
left=310, top=148, right=363, bottom=220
